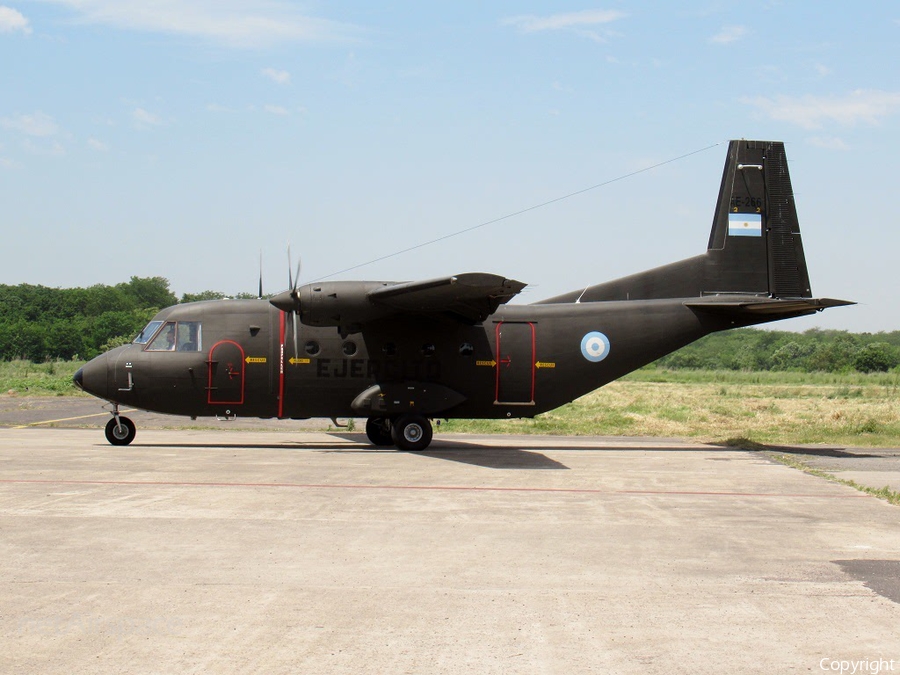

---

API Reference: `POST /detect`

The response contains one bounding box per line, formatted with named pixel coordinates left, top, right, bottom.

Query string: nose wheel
left=105, top=415, right=136, bottom=446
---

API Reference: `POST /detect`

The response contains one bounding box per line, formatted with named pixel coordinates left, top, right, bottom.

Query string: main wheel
left=105, top=416, right=136, bottom=446
left=365, top=417, right=393, bottom=446
left=390, top=414, right=433, bottom=452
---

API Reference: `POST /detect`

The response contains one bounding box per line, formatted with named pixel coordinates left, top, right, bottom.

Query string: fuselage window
left=305, top=341, right=320, bottom=356
left=134, top=320, right=164, bottom=345
left=343, top=341, right=357, bottom=357
left=145, top=321, right=202, bottom=352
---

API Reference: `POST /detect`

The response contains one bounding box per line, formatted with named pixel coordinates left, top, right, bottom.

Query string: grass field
left=443, top=370, right=900, bottom=448
left=3, top=360, right=899, bottom=447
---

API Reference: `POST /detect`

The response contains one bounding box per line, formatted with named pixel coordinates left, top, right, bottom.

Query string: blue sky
left=1, top=2, right=897, bottom=332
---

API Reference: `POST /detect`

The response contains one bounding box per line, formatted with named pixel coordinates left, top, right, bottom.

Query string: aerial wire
left=314, top=141, right=722, bottom=282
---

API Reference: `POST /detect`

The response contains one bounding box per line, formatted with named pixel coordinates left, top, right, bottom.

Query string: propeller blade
left=258, top=250, right=263, bottom=300
left=293, top=256, right=302, bottom=294
left=292, top=309, right=299, bottom=357
left=287, top=245, right=294, bottom=291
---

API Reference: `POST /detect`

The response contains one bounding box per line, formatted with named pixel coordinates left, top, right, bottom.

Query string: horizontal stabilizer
left=684, top=296, right=855, bottom=317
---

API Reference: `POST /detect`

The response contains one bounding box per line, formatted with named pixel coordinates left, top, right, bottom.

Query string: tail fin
left=539, top=139, right=819, bottom=303
left=706, top=139, right=810, bottom=298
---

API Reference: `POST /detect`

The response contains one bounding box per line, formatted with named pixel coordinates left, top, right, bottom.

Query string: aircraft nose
left=76, top=353, right=110, bottom=399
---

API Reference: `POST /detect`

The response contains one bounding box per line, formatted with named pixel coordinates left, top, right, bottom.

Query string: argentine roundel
left=581, top=331, right=610, bottom=362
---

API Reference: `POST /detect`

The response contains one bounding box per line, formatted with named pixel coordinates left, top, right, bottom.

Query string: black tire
left=105, top=416, right=136, bottom=446
left=365, top=417, right=394, bottom=446
left=390, top=414, right=433, bottom=452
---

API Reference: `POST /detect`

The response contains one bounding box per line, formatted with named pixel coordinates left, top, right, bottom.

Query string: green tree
left=854, top=343, right=899, bottom=373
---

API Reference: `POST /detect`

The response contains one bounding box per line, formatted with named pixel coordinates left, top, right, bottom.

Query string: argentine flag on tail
left=728, top=212, right=762, bottom=237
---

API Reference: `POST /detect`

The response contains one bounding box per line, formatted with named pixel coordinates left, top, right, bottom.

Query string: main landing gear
left=104, top=406, right=136, bottom=446
left=366, top=414, right=433, bottom=452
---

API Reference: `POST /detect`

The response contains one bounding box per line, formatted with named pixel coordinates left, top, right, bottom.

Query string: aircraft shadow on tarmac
left=117, top=436, right=569, bottom=470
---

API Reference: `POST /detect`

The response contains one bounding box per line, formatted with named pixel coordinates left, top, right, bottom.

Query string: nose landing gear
left=105, top=406, right=136, bottom=446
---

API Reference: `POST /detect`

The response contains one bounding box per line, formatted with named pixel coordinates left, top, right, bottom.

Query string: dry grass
left=445, top=376, right=900, bottom=447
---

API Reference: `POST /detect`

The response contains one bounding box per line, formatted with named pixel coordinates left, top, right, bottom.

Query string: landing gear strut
left=105, top=406, right=136, bottom=446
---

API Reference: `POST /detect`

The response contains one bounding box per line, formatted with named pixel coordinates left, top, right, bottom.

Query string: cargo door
left=495, top=322, right=535, bottom=405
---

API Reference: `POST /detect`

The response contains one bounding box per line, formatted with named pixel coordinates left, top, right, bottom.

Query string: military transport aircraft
left=74, top=140, right=852, bottom=451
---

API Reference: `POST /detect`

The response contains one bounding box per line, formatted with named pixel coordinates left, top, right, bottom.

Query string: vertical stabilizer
left=707, top=140, right=811, bottom=298
left=538, top=140, right=816, bottom=304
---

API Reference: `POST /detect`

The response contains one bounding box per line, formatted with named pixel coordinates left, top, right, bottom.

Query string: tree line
left=0, top=278, right=898, bottom=372
left=0, top=278, right=178, bottom=361
left=654, top=327, right=900, bottom=373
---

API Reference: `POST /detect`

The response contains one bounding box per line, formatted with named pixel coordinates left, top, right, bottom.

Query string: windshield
left=133, top=320, right=164, bottom=345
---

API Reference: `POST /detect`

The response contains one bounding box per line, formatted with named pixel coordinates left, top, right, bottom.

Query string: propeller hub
left=269, top=289, right=299, bottom=313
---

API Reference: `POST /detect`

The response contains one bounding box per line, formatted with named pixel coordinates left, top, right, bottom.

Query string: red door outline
left=495, top=321, right=536, bottom=405
left=207, top=340, right=246, bottom=405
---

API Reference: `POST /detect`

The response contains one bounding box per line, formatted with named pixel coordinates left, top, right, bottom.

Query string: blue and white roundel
left=581, top=331, right=610, bottom=362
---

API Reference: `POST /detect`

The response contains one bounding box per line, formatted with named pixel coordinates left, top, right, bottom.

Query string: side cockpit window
left=176, top=321, right=201, bottom=351
left=145, top=321, right=202, bottom=352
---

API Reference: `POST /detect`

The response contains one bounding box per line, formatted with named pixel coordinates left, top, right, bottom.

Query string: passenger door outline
left=207, top=340, right=245, bottom=405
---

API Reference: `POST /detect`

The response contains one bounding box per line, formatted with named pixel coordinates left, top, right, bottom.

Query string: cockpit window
left=145, top=321, right=202, bottom=352
left=133, top=320, right=164, bottom=345
left=147, top=322, right=177, bottom=351
left=176, top=322, right=201, bottom=351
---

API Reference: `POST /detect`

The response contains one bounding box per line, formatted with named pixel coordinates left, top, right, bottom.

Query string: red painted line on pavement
left=0, top=478, right=868, bottom=499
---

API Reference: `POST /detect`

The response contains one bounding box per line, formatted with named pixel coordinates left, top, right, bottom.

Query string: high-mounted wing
left=368, top=273, right=526, bottom=324
left=270, top=273, right=526, bottom=332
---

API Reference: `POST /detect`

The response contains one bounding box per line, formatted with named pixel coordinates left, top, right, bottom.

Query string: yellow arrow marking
left=476, top=360, right=497, bottom=367
left=535, top=361, right=556, bottom=369
left=289, top=357, right=311, bottom=365
left=245, top=357, right=267, bottom=364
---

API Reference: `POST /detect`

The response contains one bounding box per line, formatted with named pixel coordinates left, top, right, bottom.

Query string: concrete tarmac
left=1, top=426, right=899, bottom=674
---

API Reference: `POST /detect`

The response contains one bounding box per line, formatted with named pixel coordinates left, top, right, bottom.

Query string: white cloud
left=502, top=9, right=626, bottom=34
left=23, top=138, right=66, bottom=156
left=32, top=0, right=359, bottom=48
left=808, top=136, right=849, bottom=151
left=132, top=107, right=163, bottom=128
left=710, top=25, right=746, bottom=45
left=87, top=137, right=109, bottom=151
left=262, top=67, right=290, bottom=85
left=0, top=111, right=59, bottom=136
left=742, top=90, right=900, bottom=129
left=0, top=5, right=31, bottom=34
left=263, top=104, right=288, bottom=116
